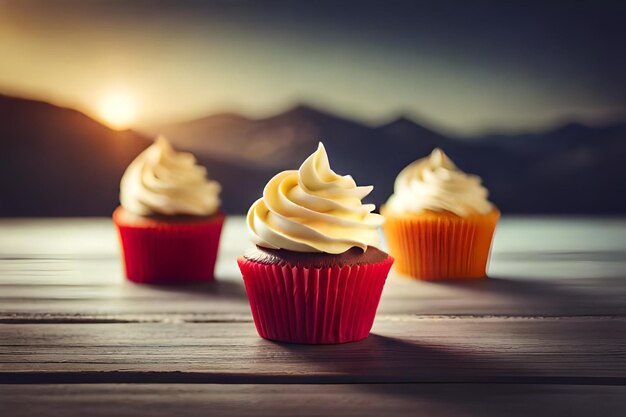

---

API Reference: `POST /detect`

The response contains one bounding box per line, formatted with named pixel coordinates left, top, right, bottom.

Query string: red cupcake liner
left=113, top=207, right=224, bottom=284
left=238, top=256, right=393, bottom=344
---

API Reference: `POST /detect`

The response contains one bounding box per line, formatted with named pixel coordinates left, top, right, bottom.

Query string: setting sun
left=96, top=91, right=137, bottom=130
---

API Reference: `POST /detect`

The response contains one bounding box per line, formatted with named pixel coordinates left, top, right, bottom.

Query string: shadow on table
left=273, top=333, right=517, bottom=384
left=272, top=333, right=531, bottom=412
left=272, top=333, right=617, bottom=415
left=342, top=383, right=620, bottom=417
left=430, top=275, right=626, bottom=315
left=355, top=338, right=621, bottom=417
left=492, top=249, right=626, bottom=263
left=142, top=279, right=249, bottom=301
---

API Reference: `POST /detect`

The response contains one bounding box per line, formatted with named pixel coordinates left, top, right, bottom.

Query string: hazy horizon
left=1, top=0, right=625, bottom=135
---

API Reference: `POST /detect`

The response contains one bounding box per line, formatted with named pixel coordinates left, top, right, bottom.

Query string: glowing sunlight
left=96, top=90, right=137, bottom=130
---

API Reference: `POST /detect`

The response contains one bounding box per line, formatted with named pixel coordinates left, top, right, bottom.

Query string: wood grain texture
left=2, top=274, right=625, bottom=317
left=2, top=281, right=625, bottom=317
left=1, top=218, right=626, bottom=317
left=2, top=384, right=626, bottom=417
left=1, top=217, right=625, bottom=417
left=2, top=317, right=625, bottom=383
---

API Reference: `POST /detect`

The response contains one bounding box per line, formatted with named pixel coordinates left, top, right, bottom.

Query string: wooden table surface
left=1, top=217, right=626, bottom=416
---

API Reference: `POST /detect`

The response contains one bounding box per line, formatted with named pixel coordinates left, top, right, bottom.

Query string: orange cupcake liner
left=382, top=209, right=500, bottom=281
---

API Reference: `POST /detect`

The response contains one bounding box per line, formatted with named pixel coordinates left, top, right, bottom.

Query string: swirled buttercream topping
left=247, top=143, right=383, bottom=254
left=384, top=148, right=493, bottom=217
left=120, top=136, right=221, bottom=216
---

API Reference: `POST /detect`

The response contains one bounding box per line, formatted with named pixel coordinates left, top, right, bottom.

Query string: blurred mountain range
left=0, top=95, right=152, bottom=216
left=1, top=94, right=625, bottom=216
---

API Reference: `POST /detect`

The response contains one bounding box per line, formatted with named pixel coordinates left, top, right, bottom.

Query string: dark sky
left=1, top=0, right=624, bottom=134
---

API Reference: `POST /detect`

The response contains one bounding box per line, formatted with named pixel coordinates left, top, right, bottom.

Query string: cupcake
left=113, top=136, right=224, bottom=284
left=381, top=148, right=499, bottom=281
left=238, top=143, right=393, bottom=344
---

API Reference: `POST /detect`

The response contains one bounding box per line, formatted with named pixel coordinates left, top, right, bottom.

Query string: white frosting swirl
left=384, top=148, right=493, bottom=217
left=247, top=142, right=383, bottom=254
left=120, top=136, right=221, bottom=216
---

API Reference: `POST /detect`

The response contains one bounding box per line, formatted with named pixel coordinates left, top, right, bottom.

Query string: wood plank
left=2, top=217, right=626, bottom=317
left=2, top=217, right=626, bottom=258
left=2, top=384, right=626, bottom=417
left=1, top=317, right=624, bottom=384
left=1, top=263, right=625, bottom=317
